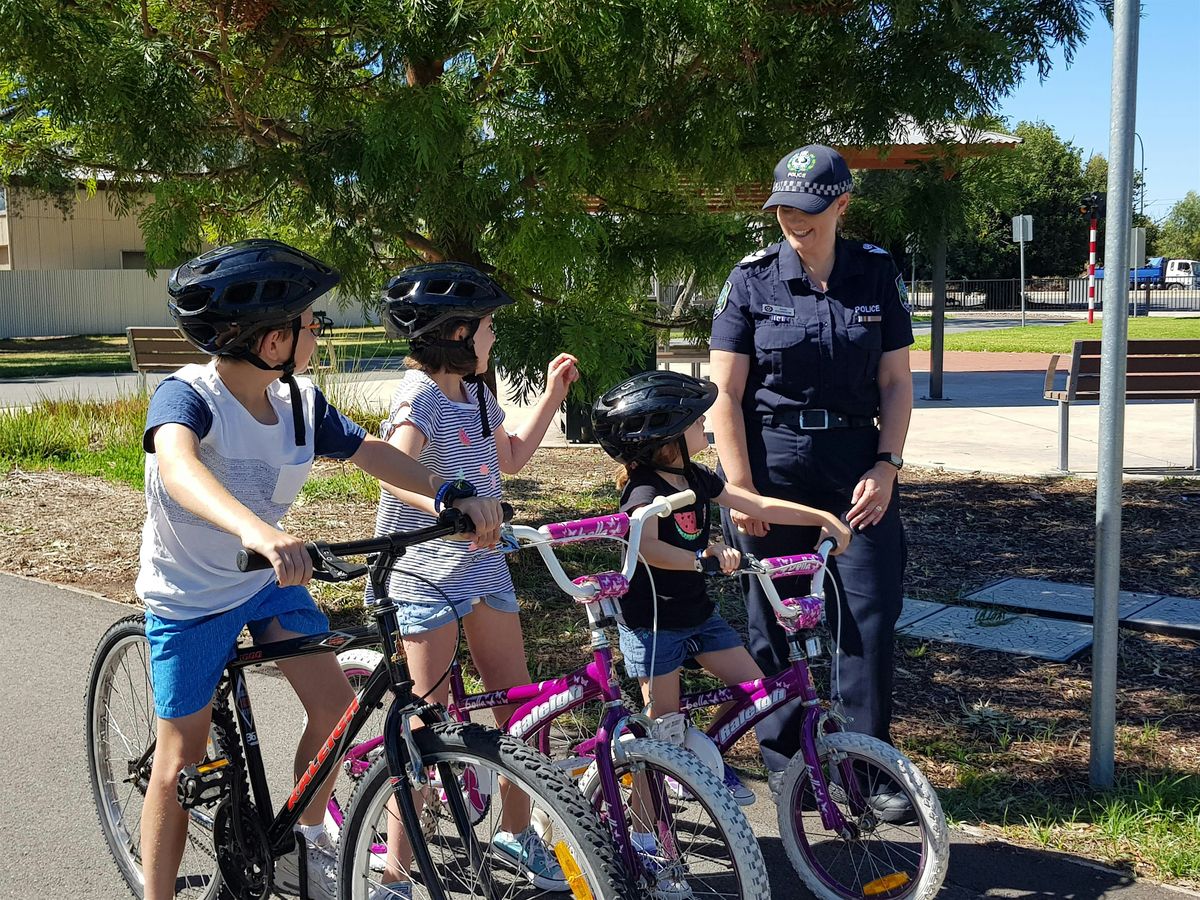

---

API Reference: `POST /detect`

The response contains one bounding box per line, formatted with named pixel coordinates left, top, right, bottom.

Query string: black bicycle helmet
left=168, top=239, right=341, bottom=356
left=591, top=370, right=718, bottom=466
left=168, top=239, right=341, bottom=447
left=381, top=262, right=515, bottom=343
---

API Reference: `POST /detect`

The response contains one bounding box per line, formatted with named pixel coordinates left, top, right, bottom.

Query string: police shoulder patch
left=895, top=273, right=912, bottom=313
left=862, top=243, right=891, bottom=256
left=713, top=281, right=732, bottom=318
left=736, top=245, right=779, bottom=267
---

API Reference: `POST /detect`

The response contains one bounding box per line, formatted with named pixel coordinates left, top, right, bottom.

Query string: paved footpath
left=3, top=573, right=1194, bottom=899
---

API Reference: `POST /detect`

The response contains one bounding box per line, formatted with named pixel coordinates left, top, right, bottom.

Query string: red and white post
left=1087, top=217, right=1098, bottom=324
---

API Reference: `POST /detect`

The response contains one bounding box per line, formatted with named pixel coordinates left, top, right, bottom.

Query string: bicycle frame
left=215, top=511, right=499, bottom=900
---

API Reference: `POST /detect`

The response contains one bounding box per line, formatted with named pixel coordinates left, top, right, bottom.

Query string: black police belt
left=766, top=409, right=877, bottom=431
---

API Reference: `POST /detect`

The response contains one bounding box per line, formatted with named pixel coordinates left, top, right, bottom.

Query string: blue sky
left=999, top=0, right=1200, bottom=221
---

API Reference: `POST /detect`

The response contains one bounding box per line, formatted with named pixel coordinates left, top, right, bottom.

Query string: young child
left=590, top=370, right=852, bottom=807
left=136, top=240, right=501, bottom=900
left=369, top=263, right=579, bottom=898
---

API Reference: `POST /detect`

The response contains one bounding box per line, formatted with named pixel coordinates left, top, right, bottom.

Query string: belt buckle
left=799, top=409, right=830, bottom=430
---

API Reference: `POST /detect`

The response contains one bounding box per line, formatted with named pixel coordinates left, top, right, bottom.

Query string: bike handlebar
left=502, top=490, right=695, bottom=601
left=236, top=503, right=515, bottom=581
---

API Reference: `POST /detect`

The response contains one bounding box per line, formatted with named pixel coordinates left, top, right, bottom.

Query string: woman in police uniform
left=709, top=144, right=914, bottom=817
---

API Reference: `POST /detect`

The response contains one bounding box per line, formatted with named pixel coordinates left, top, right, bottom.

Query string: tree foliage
left=1157, top=193, right=1200, bottom=261
left=0, top=0, right=1090, bottom=390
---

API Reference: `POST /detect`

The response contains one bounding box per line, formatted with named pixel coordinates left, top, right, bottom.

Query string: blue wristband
left=434, top=479, right=477, bottom=513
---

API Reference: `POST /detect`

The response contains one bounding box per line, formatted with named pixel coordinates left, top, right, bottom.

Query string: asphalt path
left=2, top=574, right=1190, bottom=899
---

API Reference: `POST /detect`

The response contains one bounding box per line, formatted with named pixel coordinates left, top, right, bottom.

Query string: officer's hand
left=730, top=508, right=770, bottom=538
left=847, top=463, right=898, bottom=531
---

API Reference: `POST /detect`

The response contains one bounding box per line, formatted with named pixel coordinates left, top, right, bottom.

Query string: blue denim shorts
left=393, top=591, right=519, bottom=636
left=145, top=581, right=329, bottom=720
left=617, top=613, right=744, bottom=679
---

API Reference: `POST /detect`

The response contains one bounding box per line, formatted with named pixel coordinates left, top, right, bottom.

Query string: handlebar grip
left=237, top=548, right=277, bottom=572
left=660, top=489, right=696, bottom=515
left=700, top=554, right=723, bottom=576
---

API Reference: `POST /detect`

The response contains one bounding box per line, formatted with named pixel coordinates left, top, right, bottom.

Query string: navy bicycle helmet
left=591, top=371, right=717, bottom=466
left=168, top=239, right=341, bottom=446
left=168, top=239, right=340, bottom=356
left=382, top=263, right=514, bottom=343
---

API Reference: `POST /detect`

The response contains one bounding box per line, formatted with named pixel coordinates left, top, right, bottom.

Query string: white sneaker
left=275, top=829, right=338, bottom=900
left=369, top=883, right=413, bottom=900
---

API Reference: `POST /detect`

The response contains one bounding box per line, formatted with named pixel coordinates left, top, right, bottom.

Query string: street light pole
left=1133, top=130, right=1145, bottom=217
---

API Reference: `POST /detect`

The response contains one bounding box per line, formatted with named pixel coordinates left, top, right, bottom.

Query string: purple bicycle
left=332, top=491, right=771, bottom=900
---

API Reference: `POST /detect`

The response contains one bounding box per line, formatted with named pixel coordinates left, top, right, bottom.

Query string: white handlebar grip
left=661, top=489, right=696, bottom=515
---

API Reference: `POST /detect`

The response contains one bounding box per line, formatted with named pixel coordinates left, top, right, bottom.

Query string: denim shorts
left=145, top=581, right=329, bottom=720
left=393, top=591, right=519, bottom=636
left=617, top=613, right=744, bottom=679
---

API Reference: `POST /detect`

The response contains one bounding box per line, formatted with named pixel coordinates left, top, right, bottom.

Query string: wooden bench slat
left=1074, top=373, right=1200, bottom=395
left=1078, top=356, right=1200, bottom=376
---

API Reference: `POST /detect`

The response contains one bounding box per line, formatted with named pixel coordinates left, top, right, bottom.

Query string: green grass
left=0, top=327, right=408, bottom=378
left=912, top=317, right=1200, bottom=353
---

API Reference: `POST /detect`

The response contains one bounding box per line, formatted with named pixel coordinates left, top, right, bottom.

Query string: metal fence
left=0, top=269, right=374, bottom=338
left=907, top=277, right=1200, bottom=313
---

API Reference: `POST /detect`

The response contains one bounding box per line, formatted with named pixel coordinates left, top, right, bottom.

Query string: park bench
left=1043, top=338, right=1200, bottom=472
left=127, top=324, right=337, bottom=390
left=656, top=346, right=710, bottom=380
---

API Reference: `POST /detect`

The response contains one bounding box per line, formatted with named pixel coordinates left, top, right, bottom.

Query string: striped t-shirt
left=368, top=370, right=513, bottom=606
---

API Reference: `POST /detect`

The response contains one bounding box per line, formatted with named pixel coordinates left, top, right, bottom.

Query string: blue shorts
left=393, top=591, right=519, bottom=636
left=618, top=613, right=744, bottom=679
left=145, top=581, right=329, bottom=720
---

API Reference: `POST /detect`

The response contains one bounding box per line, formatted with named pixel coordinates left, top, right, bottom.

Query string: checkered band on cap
left=771, top=177, right=854, bottom=197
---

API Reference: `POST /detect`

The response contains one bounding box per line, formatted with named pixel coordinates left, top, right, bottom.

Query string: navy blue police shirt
left=709, top=237, right=914, bottom=420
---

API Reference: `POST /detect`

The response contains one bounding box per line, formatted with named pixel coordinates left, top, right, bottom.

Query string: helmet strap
left=235, top=318, right=306, bottom=446
left=652, top=437, right=693, bottom=477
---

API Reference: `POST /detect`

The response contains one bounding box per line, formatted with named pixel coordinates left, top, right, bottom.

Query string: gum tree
left=0, top=0, right=1091, bottom=393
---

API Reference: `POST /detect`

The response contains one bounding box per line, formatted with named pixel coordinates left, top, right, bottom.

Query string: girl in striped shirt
left=370, top=263, right=578, bottom=897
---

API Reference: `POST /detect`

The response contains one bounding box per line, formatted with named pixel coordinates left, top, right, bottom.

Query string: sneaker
left=369, top=883, right=413, bottom=900
left=632, top=842, right=694, bottom=899
left=722, top=764, right=756, bottom=807
left=275, top=830, right=338, bottom=900
left=491, top=826, right=569, bottom=891
left=767, top=769, right=785, bottom=804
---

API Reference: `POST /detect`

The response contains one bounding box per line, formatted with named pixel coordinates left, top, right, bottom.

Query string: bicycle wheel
left=85, top=615, right=226, bottom=899
left=577, top=738, right=770, bottom=900
left=776, top=731, right=948, bottom=900
left=338, top=721, right=636, bottom=899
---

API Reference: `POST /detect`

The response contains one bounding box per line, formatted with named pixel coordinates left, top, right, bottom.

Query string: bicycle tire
left=776, top=731, right=949, bottom=900
left=85, top=614, right=227, bottom=900
left=337, top=721, right=637, bottom=899
left=577, top=737, right=770, bottom=900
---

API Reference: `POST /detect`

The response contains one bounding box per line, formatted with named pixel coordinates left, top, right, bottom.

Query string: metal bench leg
left=1058, top=400, right=1070, bottom=473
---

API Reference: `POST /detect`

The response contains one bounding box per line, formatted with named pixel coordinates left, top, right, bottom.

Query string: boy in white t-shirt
left=136, top=241, right=501, bottom=900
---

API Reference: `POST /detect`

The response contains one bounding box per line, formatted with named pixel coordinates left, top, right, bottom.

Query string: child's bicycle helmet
left=382, top=263, right=514, bottom=344
left=591, top=370, right=717, bottom=467
left=168, top=239, right=341, bottom=446
left=382, top=263, right=516, bottom=438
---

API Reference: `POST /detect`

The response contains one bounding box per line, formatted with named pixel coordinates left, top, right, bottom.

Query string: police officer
left=708, top=144, right=914, bottom=815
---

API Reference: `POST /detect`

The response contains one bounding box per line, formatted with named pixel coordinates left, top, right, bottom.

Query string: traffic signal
left=1078, top=192, right=1107, bottom=218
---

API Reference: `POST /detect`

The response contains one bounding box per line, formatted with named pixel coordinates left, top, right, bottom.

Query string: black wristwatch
left=876, top=452, right=903, bottom=470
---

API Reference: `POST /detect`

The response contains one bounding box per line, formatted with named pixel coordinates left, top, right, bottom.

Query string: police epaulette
left=861, top=243, right=891, bottom=256
left=736, top=246, right=779, bottom=266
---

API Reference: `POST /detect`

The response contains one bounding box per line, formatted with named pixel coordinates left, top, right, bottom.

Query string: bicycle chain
left=209, top=697, right=272, bottom=900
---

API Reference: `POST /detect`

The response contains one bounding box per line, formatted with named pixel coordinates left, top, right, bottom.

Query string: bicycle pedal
left=177, top=758, right=231, bottom=808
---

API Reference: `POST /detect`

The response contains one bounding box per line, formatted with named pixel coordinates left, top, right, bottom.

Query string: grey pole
left=1092, top=0, right=1139, bottom=791
left=928, top=229, right=947, bottom=400
left=1019, top=235, right=1027, bottom=328
left=1133, top=131, right=1145, bottom=218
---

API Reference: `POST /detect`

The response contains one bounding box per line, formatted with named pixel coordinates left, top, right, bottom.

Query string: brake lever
left=310, top=542, right=368, bottom=582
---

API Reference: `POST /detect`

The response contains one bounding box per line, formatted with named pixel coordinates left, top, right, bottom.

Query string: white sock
left=298, top=822, right=326, bottom=843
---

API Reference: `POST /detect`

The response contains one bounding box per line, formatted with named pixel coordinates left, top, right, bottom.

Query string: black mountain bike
left=86, top=509, right=634, bottom=900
